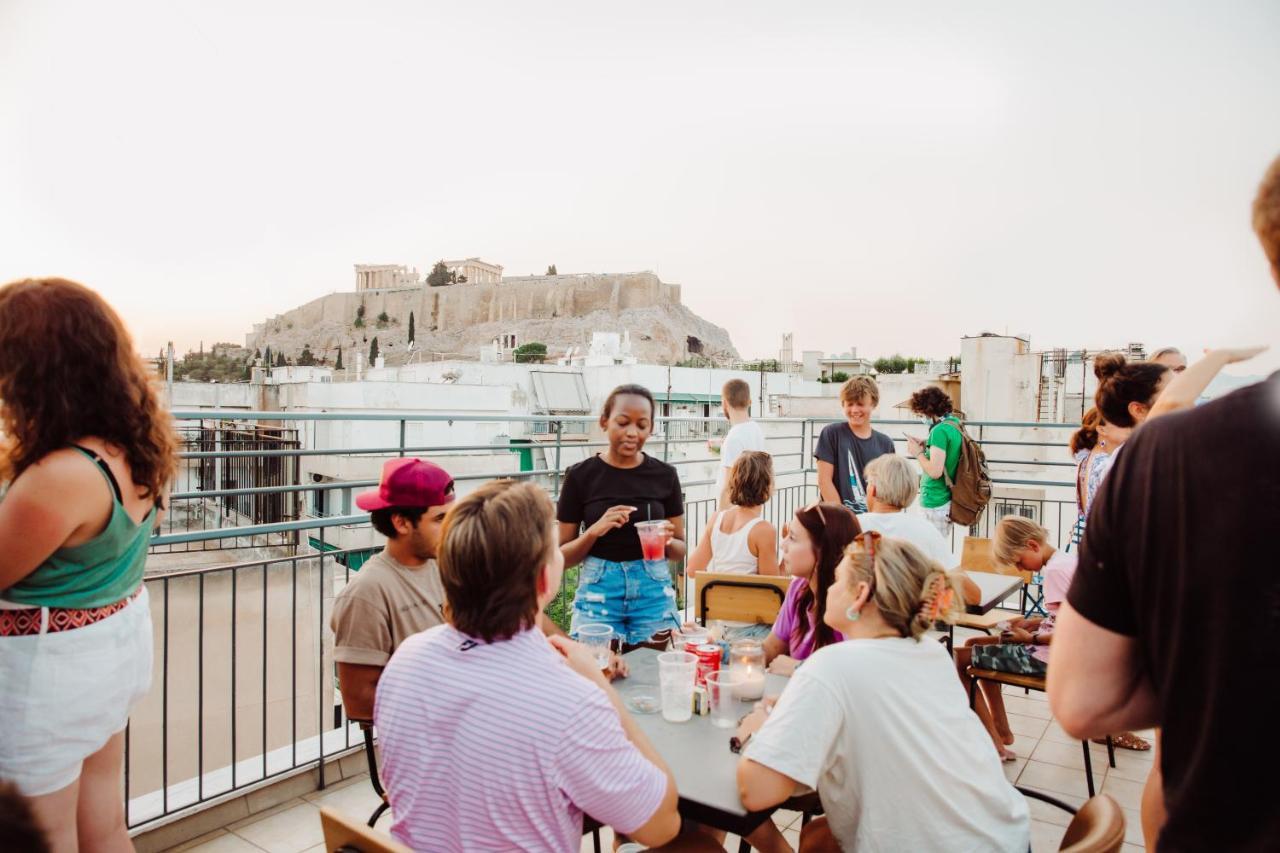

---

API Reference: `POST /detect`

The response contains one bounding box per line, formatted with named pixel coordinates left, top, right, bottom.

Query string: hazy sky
left=3, top=1, right=1278, bottom=373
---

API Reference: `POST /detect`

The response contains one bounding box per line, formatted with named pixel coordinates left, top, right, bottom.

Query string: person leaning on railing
left=735, top=533, right=1031, bottom=852
left=0, top=278, right=178, bottom=853
left=557, top=384, right=686, bottom=646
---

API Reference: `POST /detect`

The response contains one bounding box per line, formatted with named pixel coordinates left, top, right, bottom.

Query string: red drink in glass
left=635, top=520, right=666, bottom=562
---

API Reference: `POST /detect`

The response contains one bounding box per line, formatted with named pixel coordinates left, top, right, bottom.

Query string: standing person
left=375, top=480, right=693, bottom=851
left=330, top=458, right=455, bottom=721
left=715, top=378, right=767, bottom=510
left=814, top=376, right=895, bottom=514
left=0, top=279, right=177, bottom=853
left=763, top=502, right=860, bottom=676
left=905, top=385, right=963, bottom=539
left=687, top=452, right=779, bottom=578
left=1149, top=346, right=1188, bottom=373
left=856, top=454, right=956, bottom=568
left=558, top=385, right=686, bottom=645
left=736, top=533, right=1030, bottom=852
left=1049, top=152, right=1280, bottom=852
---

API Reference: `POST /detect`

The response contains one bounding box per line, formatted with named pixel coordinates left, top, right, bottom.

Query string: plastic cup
left=676, top=627, right=710, bottom=651
left=577, top=623, right=613, bottom=672
left=705, top=670, right=746, bottom=729
left=657, top=651, right=697, bottom=723
left=635, top=520, right=667, bottom=563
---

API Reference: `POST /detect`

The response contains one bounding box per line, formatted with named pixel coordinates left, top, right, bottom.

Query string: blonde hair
left=839, top=375, right=880, bottom=407
left=843, top=534, right=962, bottom=640
left=864, top=454, right=918, bottom=509
left=993, top=515, right=1049, bottom=567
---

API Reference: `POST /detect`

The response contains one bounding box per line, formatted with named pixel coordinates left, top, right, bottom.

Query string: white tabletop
left=964, top=571, right=1023, bottom=614
left=620, top=647, right=789, bottom=826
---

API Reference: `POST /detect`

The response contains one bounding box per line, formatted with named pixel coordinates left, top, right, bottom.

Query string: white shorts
left=0, top=586, right=153, bottom=796
left=922, top=503, right=953, bottom=539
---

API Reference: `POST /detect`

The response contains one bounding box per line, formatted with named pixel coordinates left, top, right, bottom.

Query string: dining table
left=616, top=647, right=792, bottom=837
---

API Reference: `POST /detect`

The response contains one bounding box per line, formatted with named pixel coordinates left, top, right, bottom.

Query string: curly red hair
left=0, top=278, right=177, bottom=499
left=1253, top=153, right=1280, bottom=276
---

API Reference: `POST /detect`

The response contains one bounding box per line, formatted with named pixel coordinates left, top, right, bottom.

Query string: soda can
left=693, top=643, right=721, bottom=687
left=692, top=684, right=709, bottom=716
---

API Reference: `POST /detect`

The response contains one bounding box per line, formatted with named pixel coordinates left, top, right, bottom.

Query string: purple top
left=770, top=576, right=844, bottom=660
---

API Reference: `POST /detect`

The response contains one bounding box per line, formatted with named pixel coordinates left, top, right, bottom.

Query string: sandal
left=1094, top=732, right=1150, bottom=751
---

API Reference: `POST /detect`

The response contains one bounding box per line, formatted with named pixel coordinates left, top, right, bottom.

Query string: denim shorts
left=570, top=556, right=680, bottom=645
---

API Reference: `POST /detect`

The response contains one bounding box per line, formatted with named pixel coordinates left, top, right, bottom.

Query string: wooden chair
left=694, top=572, right=791, bottom=625
left=967, top=667, right=1114, bottom=796
left=319, top=805, right=412, bottom=853
left=1017, top=789, right=1126, bottom=853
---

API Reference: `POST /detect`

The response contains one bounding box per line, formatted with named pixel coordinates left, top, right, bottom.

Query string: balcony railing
left=125, top=410, right=1082, bottom=833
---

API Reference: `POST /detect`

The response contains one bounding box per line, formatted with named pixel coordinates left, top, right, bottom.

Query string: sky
left=3, top=0, right=1279, bottom=375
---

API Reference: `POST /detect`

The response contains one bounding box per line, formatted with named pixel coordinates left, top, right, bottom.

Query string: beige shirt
left=331, top=549, right=446, bottom=666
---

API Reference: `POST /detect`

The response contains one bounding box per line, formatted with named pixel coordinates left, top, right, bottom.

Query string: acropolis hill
left=245, top=268, right=739, bottom=366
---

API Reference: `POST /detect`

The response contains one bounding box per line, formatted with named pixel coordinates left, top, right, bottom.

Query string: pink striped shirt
left=374, top=624, right=668, bottom=852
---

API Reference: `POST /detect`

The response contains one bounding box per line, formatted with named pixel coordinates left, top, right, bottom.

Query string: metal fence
left=125, top=410, right=1081, bottom=832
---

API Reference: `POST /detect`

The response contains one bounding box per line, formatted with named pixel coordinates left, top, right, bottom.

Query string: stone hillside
left=245, top=273, right=738, bottom=366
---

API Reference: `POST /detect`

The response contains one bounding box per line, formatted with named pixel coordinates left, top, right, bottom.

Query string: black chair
left=349, top=719, right=391, bottom=828
left=735, top=792, right=823, bottom=852
left=966, top=668, right=1114, bottom=797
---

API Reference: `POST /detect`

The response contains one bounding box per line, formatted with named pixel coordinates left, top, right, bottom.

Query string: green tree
left=513, top=342, right=548, bottom=364
left=264, top=346, right=273, bottom=367
left=241, top=361, right=252, bottom=381
left=297, top=345, right=316, bottom=366
left=872, top=354, right=927, bottom=375
left=335, top=348, right=344, bottom=370
left=546, top=264, right=557, bottom=275
left=354, top=304, right=366, bottom=327
left=427, top=261, right=454, bottom=287
left=369, top=337, right=380, bottom=364
left=275, top=351, right=287, bottom=367
left=407, top=311, right=415, bottom=344
left=376, top=311, right=389, bottom=328
left=829, top=370, right=850, bottom=383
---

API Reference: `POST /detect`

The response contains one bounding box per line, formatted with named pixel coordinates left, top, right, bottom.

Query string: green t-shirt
left=920, top=416, right=963, bottom=509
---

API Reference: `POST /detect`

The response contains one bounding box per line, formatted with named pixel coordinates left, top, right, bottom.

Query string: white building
left=443, top=257, right=504, bottom=284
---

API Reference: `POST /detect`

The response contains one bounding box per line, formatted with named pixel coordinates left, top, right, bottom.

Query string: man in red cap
left=332, top=458, right=456, bottom=721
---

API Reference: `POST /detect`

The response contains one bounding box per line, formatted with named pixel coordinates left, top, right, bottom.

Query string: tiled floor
left=165, top=685, right=1153, bottom=853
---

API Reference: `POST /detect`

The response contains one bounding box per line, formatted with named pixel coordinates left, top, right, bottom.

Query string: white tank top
left=708, top=511, right=766, bottom=575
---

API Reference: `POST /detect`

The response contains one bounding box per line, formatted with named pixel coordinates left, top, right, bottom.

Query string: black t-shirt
left=1068, top=374, right=1280, bottom=853
left=556, top=454, right=684, bottom=562
left=813, top=422, right=896, bottom=513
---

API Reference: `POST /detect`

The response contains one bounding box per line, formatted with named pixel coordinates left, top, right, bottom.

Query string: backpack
left=940, top=418, right=992, bottom=527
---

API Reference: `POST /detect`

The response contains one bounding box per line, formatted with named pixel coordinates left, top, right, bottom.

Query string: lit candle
left=729, top=639, right=767, bottom=700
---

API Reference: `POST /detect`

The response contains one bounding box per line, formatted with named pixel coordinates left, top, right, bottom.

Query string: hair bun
left=1093, top=352, right=1126, bottom=381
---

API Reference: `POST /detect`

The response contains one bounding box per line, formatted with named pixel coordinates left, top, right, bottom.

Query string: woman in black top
left=557, top=384, right=686, bottom=645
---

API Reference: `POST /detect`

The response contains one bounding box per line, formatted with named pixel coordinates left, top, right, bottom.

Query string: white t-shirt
left=716, top=420, right=767, bottom=496
left=854, top=511, right=958, bottom=569
left=745, top=637, right=1029, bottom=852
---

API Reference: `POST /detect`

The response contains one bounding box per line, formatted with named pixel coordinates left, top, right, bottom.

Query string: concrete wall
left=960, top=335, right=1039, bottom=422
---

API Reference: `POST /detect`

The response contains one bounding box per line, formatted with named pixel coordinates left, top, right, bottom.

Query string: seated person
left=332, top=459, right=623, bottom=722
left=374, top=480, right=691, bottom=851
left=855, top=454, right=957, bottom=568
left=763, top=503, right=860, bottom=676
left=736, top=533, right=1030, bottom=852
left=953, top=516, right=1077, bottom=760
left=688, top=451, right=779, bottom=577
left=330, top=458, right=455, bottom=721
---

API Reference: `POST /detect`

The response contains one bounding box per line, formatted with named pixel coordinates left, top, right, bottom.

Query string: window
left=993, top=501, right=1039, bottom=524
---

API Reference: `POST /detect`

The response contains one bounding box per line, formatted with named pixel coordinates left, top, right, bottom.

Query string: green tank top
left=2, top=447, right=157, bottom=609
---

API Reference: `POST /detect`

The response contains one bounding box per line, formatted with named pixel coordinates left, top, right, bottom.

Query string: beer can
left=693, top=643, right=721, bottom=687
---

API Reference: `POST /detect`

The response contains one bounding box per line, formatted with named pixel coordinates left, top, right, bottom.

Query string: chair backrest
left=694, top=572, right=791, bottom=624
left=319, top=805, right=412, bottom=853
left=1059, top=794, right=1125, bottom=853
left=962, top=535, right=1031, bottom=582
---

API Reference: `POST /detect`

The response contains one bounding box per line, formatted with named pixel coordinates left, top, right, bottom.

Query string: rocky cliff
left=245, top=271, right=738, bottom=366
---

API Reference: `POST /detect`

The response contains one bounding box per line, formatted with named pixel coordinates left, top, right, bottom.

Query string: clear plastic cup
left=705, top=669, right=746, bottom=729
left=676, top=626, right=710, bottom=651
left=576, top=623, right=613, bottom=673
left=657, top=651, right=697, bottom=723
left=635, top=520, right=667, bottom=563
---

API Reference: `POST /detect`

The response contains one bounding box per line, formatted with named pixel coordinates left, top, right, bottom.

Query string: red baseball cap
left=355, top=458, right=455, bottom=512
